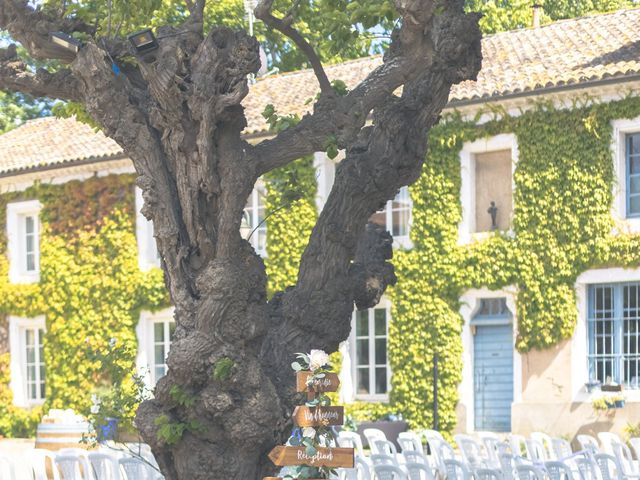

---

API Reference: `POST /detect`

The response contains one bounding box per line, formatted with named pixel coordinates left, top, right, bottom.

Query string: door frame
left=459, top=287, right=522, bottom=433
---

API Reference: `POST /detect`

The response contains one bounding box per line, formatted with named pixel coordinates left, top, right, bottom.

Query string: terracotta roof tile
left=0, top=116, right=123, bottom=175
left=1, top=8, right=640, bottom=175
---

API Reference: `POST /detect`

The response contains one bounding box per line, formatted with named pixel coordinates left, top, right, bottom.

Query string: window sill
left=574, top=389, right=640, bottom=403
left=461, top=228, right=514, bottom=245
left=15, top=398, right=46, bottom=408
left=354, top=394, right=390, bottom=403
left=612, top=217, right=640, bottom=235
left=393, top=238, right=413, bottom=250
left=9, top=271, right=40, bottom=284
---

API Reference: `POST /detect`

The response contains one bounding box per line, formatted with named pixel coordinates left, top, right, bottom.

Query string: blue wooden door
left=474, top=324, right=513, bottom=432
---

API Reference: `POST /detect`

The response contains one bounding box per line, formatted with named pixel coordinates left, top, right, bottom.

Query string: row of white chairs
left=0, top=446, right=163, bottom=480
left=333, top=428, right=640, bottom=480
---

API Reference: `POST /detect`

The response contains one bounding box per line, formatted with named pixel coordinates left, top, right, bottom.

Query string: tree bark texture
left=0, top=0, right=481, bottom=478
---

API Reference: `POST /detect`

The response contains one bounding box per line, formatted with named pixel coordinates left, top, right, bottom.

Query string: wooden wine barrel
left=34, top=421, right=94, bottom=451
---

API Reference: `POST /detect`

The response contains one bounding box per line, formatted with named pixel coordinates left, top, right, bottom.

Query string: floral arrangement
left=284, top=350, right=337, bottom=480
left=591, top=393, right=626, bottom=411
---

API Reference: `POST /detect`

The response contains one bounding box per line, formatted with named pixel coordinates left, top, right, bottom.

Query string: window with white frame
left=611, top=118, right=640, bottom=229
left=459, top=134, right=518, bottom=242
left=151, top=317, right=175, bottom=384
left=7, top=200, right=42, bottom=283
left=370, top=187, right=412, bottom=248
left=351, top=305, right=391, bottom=399
left=626, top=133, right=640, bottom=218
left=137, top=310, right=176, bottom=387
left=588, top=283, right=639, bottom=389
left=135, top=187, right=160, bottom=271
left=241, top=182, right=267, bottom=256
left=9, top=316, right=46, bottom=406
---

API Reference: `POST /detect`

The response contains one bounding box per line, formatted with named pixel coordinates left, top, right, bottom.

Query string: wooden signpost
left=268, top=446, right=355, bottom=468
left=292, top=406, right=344, bottom=427
left=265, top=364, right=354, bottom=479
left=296, top=372, right=340, bottom=393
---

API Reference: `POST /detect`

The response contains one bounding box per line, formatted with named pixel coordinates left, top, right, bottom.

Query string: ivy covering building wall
left=390, top=97, right=640, bottom=432
left=1, top=96, right=640, bottom=438
left=0, top=175, right=168, bottom=437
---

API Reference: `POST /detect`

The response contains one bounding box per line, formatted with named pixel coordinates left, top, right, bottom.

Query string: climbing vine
left=0, top=175, right=168, bottom=437
left=389, top=96, right=640, bottom=432
left=264, top=156, right=318, bottom=294
left=1, top=96, right=640, bottom=438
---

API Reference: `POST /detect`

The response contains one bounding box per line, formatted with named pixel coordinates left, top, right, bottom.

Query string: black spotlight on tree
left=128, top=29, right=159, bottom=54
left=49, top=32, right=82, bottom=53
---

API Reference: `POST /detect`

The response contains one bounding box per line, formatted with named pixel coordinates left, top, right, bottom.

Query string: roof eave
left=0, top=153, right=128, bottom=179
left=446, top=73, right=640, bottom=108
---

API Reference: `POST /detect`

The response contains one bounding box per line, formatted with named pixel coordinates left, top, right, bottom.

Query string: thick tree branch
left=250, top=55, right=418, bottom=175
left=259, top=2, right=482, bottom=373
left=0, top=45, right=81, bottom=101
left=250, top=0, right=450, bottom=175
left=255, top=0, right=332, bottom=95
left=0, top=0, right=94, bottom=63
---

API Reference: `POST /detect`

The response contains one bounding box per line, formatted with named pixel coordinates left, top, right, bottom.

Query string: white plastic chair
left=371, top=454, right=400, bottom=468
left=372, top=464, right=407, bottom=480
left=404, top=462, right=433, bottom=480
left=0, top=454, right=16, bottom=480
left=575, top=456, right=599, bottom=480
left=455, top=434, right=489, bottom=469
left=423, top=434, right=455, bottom=479
left=28, top=449, right=61, bottom=480
left=526, top=438, right=547, bottom=462
left=499, top=453, right=516, bottom=480
left=339, top=455, right=371, bottom=480
left=339, top=431, right=367, bottom=459
left=55, top=455, right=87, bottom=480
left=599, top=434, right=624, bottom=456
left=373, top=439, right=399, bottom=457
left=578, top=435, right=600, bottom=454
left=475, top=468, right=502, bottom=480
left=399, top=432, right=425, bottom=455
left=611, top=441, right=640, bottom=479
left=515, top=465, right=545, bottom=480
left=477, top=433, right=503, bottom=469
left=630, top=439, right=640, bottom=463
left=510, top=435, right=531, bottom=459
left=118, top=458, right=148, bottom=480
left=364, top=429, right=387, bottom=448
left=402, top=450, right=428, bottom=466
left=532, top=432, right=556, bottom=460
left=594, top=453, right=622, bottom=480
left=443, top=459, right=472, bottom=480
left=545, top=460, right=575, bottom=480
left=552, top=438, right=573, bottom=460
left=58, top=450, right=93, bottom=480
left=88, top=452, right=122, bottom=480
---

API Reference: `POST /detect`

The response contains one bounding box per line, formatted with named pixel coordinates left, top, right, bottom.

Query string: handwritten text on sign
left=296, top=372, right=340, bottom=393
left=268, top=446, right=355, bottom=468
left=292, top=406, right=344, bottom=427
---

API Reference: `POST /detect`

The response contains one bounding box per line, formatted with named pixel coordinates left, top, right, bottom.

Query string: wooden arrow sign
left=268, top=446, right=354, bottom=468
left=296, top=372, right=340, bottom=393
left=292, top=406, right=344, bottom=427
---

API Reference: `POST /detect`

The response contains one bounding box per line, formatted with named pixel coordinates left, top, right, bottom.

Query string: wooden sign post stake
left=264, top=358, right=353, bottom=479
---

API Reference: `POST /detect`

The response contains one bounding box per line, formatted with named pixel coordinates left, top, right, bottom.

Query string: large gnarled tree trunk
left=0, top=0, right=481, bottom=477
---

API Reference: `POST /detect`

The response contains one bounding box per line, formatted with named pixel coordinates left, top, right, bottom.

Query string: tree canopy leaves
left=3, top=0, right=637, bottom=127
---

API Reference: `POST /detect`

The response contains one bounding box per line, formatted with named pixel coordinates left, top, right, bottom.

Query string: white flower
left=308, top=349, right=330, bottom=371
left=90, top=394, right=101, bottom=414
left=302, top=427, right=316, bottom=439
